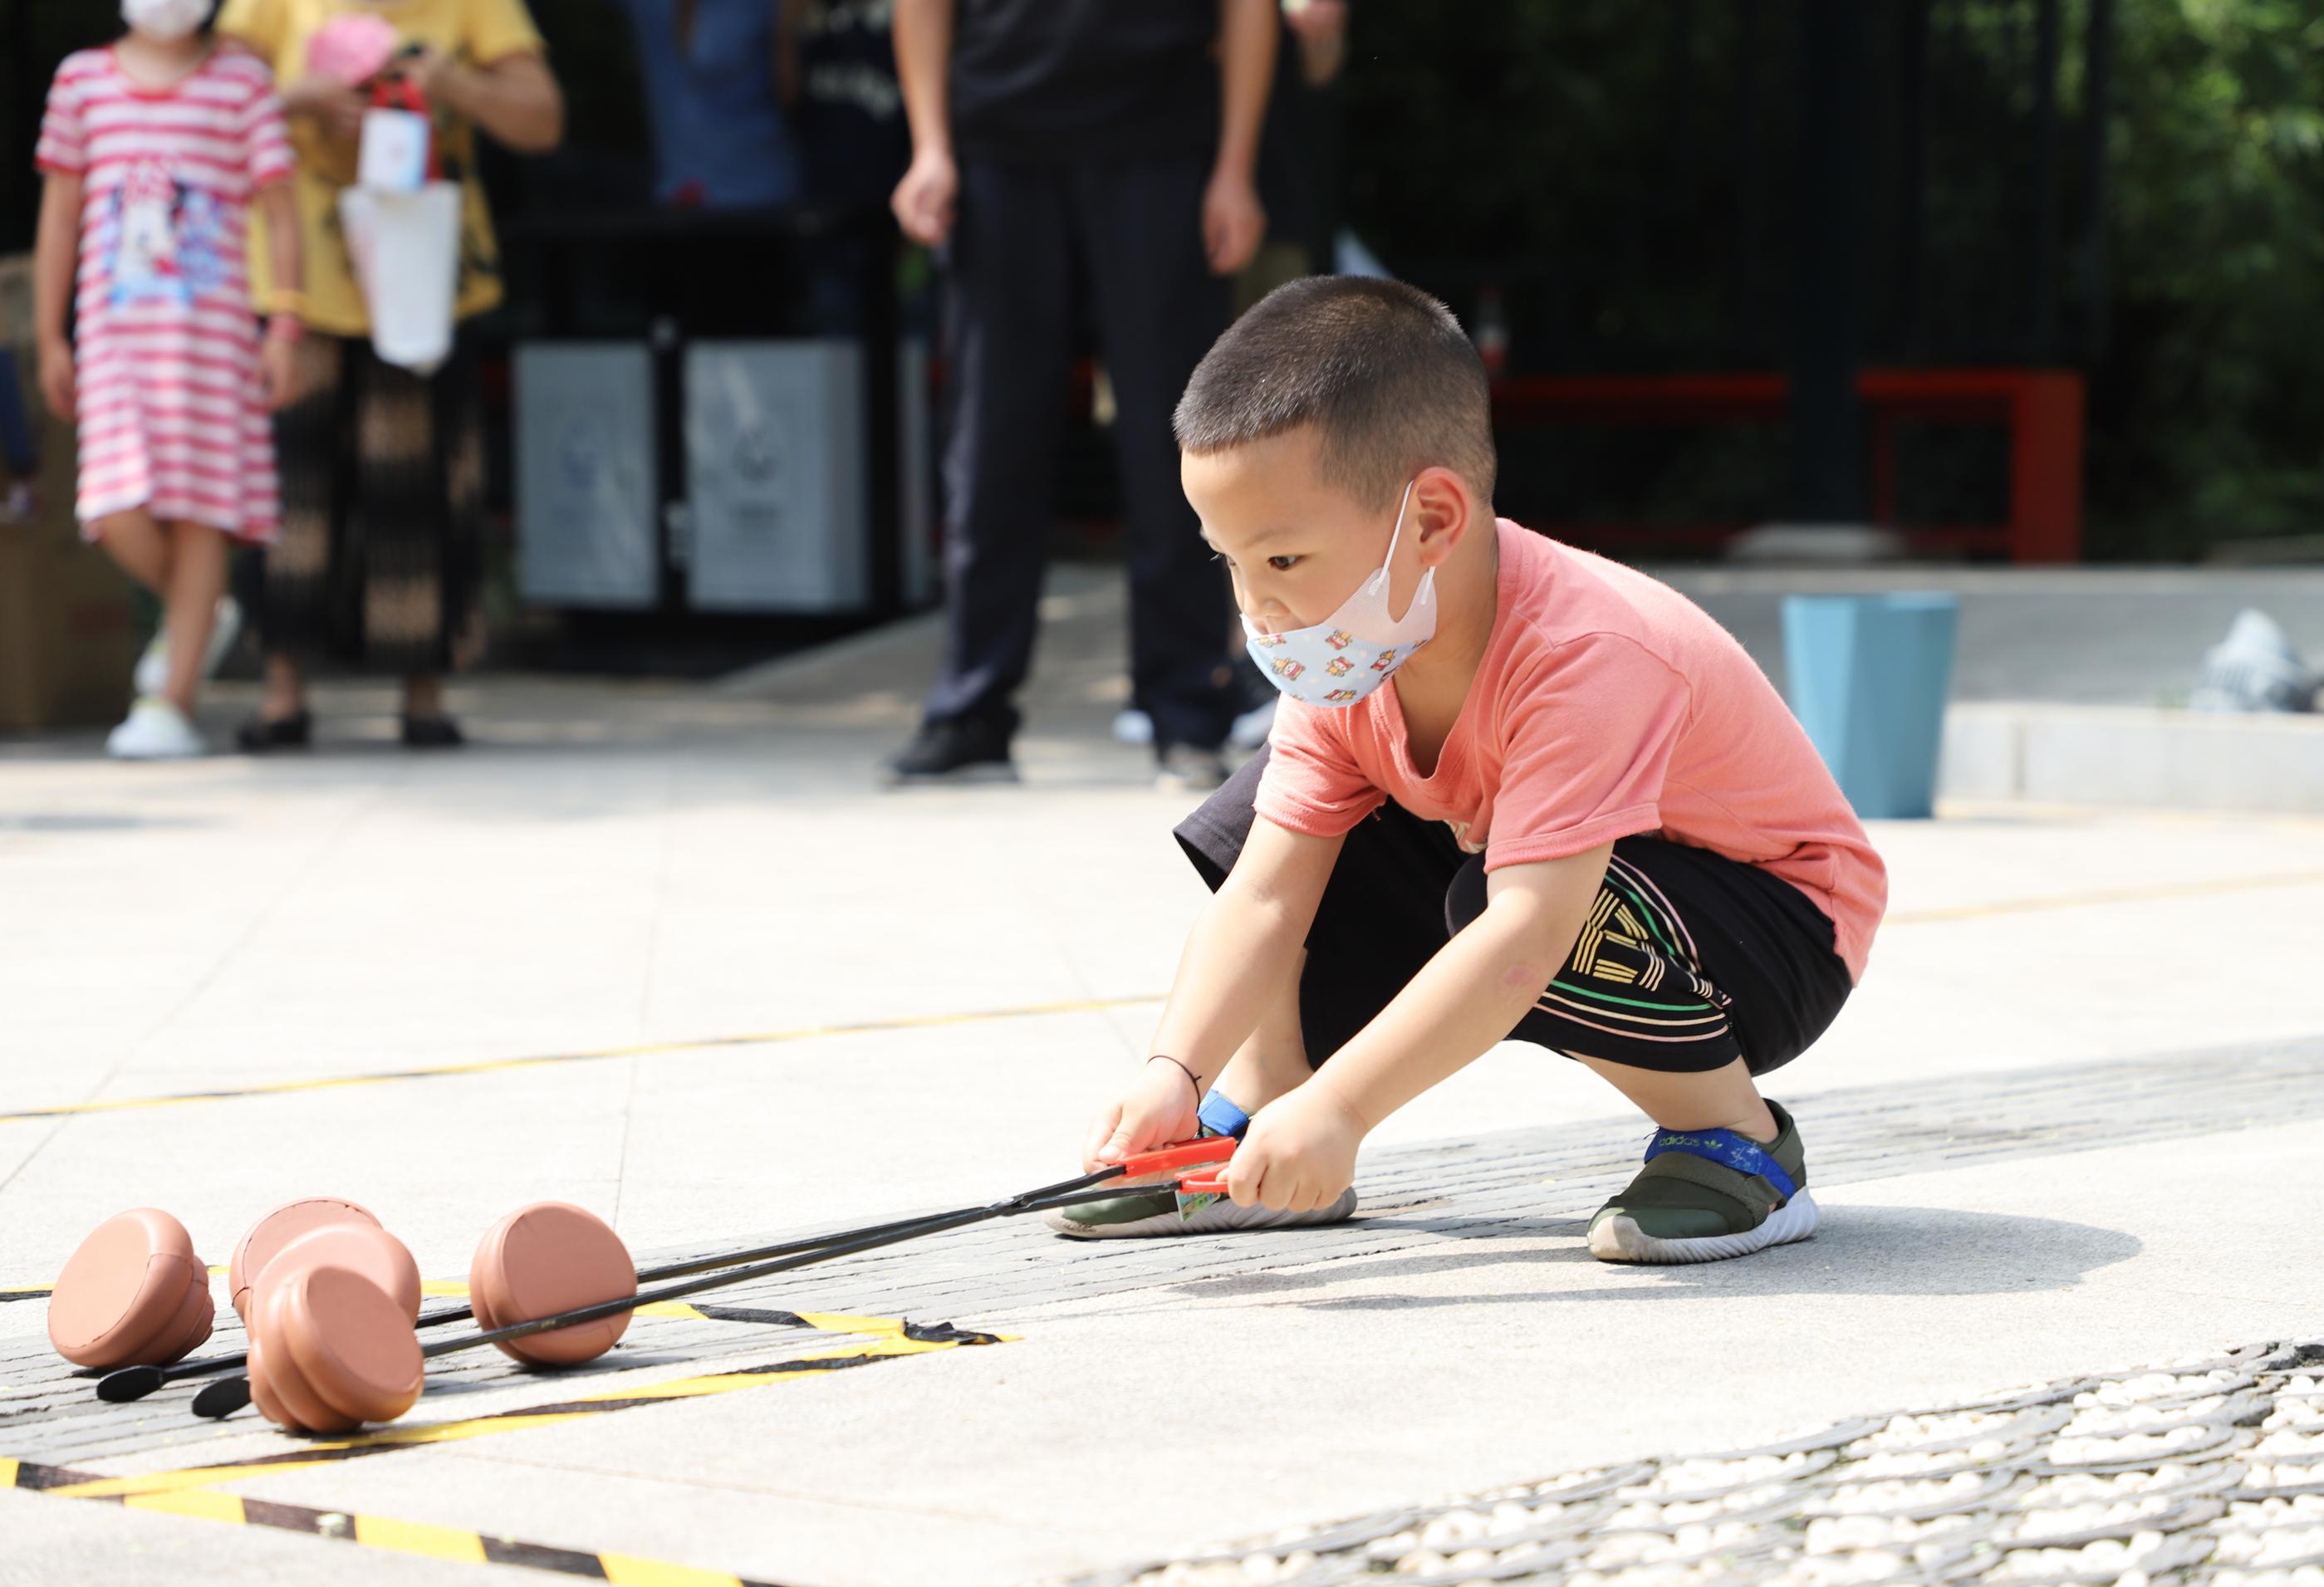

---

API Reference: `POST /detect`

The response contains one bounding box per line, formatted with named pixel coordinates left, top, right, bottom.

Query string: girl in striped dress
left=32, top=0, right=302, bottom=758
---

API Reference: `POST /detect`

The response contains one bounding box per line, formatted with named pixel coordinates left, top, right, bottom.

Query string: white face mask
left=122, top=0, right=209, bottom=40
left=1241, top=479, right=1437, bottom=708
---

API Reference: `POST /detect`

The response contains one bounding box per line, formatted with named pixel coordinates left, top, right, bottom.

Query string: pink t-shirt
left=1258, top=520, right=1888, bottom=982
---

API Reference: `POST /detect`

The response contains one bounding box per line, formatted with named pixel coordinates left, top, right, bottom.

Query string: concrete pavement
left=2, top=566, right=2322, bottom=1585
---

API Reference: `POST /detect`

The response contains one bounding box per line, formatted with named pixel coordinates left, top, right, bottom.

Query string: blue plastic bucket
left=1781, top=593, right=1960, bottom=820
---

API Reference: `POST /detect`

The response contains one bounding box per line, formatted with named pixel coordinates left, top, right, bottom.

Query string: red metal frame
left=1490, top=369, right=2085, bottom=562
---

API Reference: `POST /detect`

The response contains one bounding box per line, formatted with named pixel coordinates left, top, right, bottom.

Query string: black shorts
left=1174, top=747, right=1854, bottom=1076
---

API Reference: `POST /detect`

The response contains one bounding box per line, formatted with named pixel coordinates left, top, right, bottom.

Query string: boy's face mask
left=122, top=0, right=209, bottom=38
left=1241, top=479, right=1437, bottom=708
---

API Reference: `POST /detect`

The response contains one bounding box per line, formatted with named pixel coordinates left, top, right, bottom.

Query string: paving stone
left=1076, top=1341, right=2324, bottom=1587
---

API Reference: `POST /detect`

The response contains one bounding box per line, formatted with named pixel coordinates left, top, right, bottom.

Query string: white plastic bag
left=337, top=184, right=461, bottom=375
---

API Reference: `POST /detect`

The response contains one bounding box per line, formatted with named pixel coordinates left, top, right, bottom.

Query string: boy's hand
left=37, top=337, right=75, bottom=420
left=1223, top=1083, right=1364, bottom=1212
left=1081, top=1057, right=1202, bottom=1174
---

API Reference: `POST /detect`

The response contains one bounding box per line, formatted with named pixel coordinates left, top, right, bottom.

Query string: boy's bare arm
left=1222, top=843, right=1614, bottom=1210
left=1317, top=843, right=1613, bottom=1126
left=1082, top=817, right=1342, bottom=1169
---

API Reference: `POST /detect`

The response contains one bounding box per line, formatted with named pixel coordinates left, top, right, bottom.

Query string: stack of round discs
left=248, top=1263, right=424, bottom=1435
left=253, top=1222, right=422, bottom=1327
left=470, top=1202, right=637, bottom=1366
left=233, top=1198, right=426, bottom=1434
left=47, top=1209, right=214, bottom=1369
left=229, top=1197, right=386, bottom=1321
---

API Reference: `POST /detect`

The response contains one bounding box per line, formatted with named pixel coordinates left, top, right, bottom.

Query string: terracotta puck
left=257, top=1222, right=421, bottom=1325
left=251, top=1280, right=357, bottom=1435
left=470, top=1202, right=635, bottom=1366
left=277, top=1266, right=423, bottom=1426
left=155, top=1266, right=218, bottom=1361
left=229, top=1198, right=380, bottom=1320
left=47, top=1209, right=209, bottom=1369
left=243, top=1317, right=305, bottom=1434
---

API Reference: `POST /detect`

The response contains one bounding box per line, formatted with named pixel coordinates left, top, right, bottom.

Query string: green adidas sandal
left=1587, top=1100, right=1817, bottom=1264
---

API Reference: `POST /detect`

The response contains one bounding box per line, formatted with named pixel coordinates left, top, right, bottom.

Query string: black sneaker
left=401, top=713, right=465, bottom=749
left=234, top=710, right=312, bottom=753
left=881, top=717, right=1018, bottom=786
left=1155, top=742, right=1228, bottom=792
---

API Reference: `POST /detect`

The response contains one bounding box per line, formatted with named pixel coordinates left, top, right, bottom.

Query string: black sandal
left=235, top=710, right=312, bottom=753
left=400, top=713, right=465, bottom=749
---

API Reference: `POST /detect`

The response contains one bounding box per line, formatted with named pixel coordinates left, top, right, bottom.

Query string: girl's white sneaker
left=105, top=698, right=206, bottom=760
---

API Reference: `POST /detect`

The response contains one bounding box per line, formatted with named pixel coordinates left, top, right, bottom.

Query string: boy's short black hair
left=1174, top=276, right=1497, bottom=510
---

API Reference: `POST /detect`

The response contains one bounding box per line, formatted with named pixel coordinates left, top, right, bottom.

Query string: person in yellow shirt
left=218, top=0, right=561, bottom=750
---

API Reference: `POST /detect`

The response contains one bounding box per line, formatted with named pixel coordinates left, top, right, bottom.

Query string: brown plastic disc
left=244, top=1317, right=305, bottom=1433
left=48, top=1209, right=208, bottom=1369
left=246, top=1325, right=297, bottom=1432
left=470, top=1202, right=635, bottom=1367
left=257, top=1222, right=421, bottom=1325
left=252, top=1281, right=358, bottom=1435
left=230, top=1198, right=380, bottom=1320
left=277, top=1266, right=422, bottom=1426
left=156, top=1266, right=217, bottom=1361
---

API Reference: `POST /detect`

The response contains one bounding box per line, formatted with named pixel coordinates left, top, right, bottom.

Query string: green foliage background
left=2096, top=0, right=2324, bottom=556
left=1331, top=0, right=2324, bottom=560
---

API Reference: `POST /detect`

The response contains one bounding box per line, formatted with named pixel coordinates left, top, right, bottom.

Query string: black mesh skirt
left=245, top=331, right=487, bottom=676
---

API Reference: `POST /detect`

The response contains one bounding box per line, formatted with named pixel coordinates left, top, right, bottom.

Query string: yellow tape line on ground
left=40, top=1327, right=1006, bottom=1501
left=12, top=1452, right=794, bottom=1585
left=0, top=992, right=1165, bottom=1125
left=5, top=867, right=2318, bottom=1140
left=12, top=863, right=2324, bottom=1136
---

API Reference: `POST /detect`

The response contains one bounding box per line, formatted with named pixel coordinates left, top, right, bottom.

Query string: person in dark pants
left=881, top=0, right=1277, bottom=790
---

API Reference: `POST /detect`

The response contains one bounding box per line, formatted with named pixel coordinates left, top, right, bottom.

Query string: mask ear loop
left=1375, top=479, right=1433, bottom=626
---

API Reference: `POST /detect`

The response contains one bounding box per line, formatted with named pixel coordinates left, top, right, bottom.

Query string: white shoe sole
left=1047, top=1188, right=1358, bottom=1239
left=105, top=732, right=206, bottom=761
left=1588, top=1188, right=1819, bottom=1265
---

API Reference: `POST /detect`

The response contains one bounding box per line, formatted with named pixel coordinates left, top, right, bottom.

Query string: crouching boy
left=1055, top=277, right=1887, bottom=1263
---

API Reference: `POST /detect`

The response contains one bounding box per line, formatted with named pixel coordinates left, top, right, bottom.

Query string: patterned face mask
left=1241, top=480, right=1437, bottom=709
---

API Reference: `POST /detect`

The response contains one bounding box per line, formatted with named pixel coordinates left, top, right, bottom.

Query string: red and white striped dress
left=36, top=46, right=293, bottom=541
